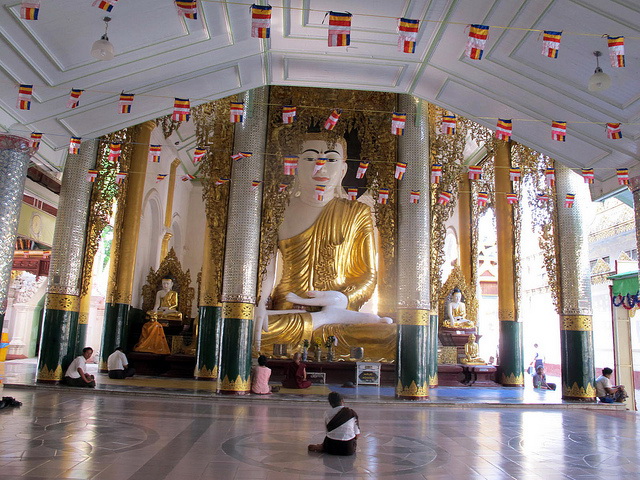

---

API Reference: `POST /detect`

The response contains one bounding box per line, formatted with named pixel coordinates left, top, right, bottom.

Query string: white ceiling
left=0, top=0, right=638, bottom=198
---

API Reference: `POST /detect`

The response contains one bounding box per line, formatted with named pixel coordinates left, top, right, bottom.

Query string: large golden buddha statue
left=254, top=134, right=396, bottom=358
left=134, top=277, right=181, bottom=355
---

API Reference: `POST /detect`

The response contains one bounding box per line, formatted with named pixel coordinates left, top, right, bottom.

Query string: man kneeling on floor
left=107, top=347, right=136, bottom=379
left=308, top=392, right=360, bottom=456
left=595, top=367, right=628, bottom=403
left=62, top=347, right=96, bottom=388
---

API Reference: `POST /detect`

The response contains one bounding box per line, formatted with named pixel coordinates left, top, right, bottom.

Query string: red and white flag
left=324, top=109, right=341, bottom=130
left=506, top=193, right=518, bottom=205
left=193, top=147, right=207, bottom=163
left=356, top=162, right=369, bottom=179
left=395, top=162, right=407, bottom=180
left=67, top=89, right=83, bottom=109
left=468, top=165, right=482, bottom=180
left=378, top=188, right=390, bottom=205
left=347, top=188, right=358, bottom=200
left=148, top=145, right=161, bottom=163
left=545, top=168, right=555, bottom=188
left=315, top=185, right=326, bottom=201
left=438, top=191, right=452, bottom=205
left=564, top=193, right=575, bottom=208
left=284, top=156, right=298, bottom=175
left=115, top=172, right=127, bottom=185
left=409, top=190, right=420, bottom=204
left=69, top=137, right=81, bottom=155
left=282, top=106, right=296, bottom=124
left=108, top=142, right=122, bottom=162
left=509, top=168, right=521, bottom=182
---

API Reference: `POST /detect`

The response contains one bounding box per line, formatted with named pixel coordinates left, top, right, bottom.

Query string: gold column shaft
left=458, top=174, right=472, bottom=283
left=112, top=120, right=155, bottom=303
left=160, top=159, right=181, bottom=262
left=494, top=141, right=516, bottom=321
left=78, top=288, right=92, bottom=325
left=200, top=218, right=219, bottom=306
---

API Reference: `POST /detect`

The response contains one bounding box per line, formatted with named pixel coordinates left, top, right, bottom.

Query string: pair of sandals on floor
left=0, top=396, right=22, bottom=410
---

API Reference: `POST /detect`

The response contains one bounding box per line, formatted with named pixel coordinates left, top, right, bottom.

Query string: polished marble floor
left=0, top=385, right=639, bottom=480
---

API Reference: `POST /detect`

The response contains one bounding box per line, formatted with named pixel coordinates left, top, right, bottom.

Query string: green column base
left=0, top=311, right=4, bottom=335
left=428, top=315, right=438, bottom=388
left=194, top=305, right=222, bottom=380
left=396, top=324, right=429, bottom=400
left=561, top=326, right=596, bottom=401
left=218, top=310, right=253, bottom=394
left=37, top=308, right=79, bottom=383
left=75, top=322, right=88, bottom=357
left=100, top=303, right=131, bottom=372
left=498, top=321, right=524, bottom=387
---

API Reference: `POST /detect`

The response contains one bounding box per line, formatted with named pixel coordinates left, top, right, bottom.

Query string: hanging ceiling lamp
left=91, top=16, right=115, bottom=61
left=588, top=51, right=611, bottom=92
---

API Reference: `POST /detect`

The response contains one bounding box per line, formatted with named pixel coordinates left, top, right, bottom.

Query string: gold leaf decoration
left=562, top=382, right=596, bottom=399
left=220, top=374, right=250, bottom=392
left=37, top=365, right=63, bottom=381
left=395, top=379, right=429, bottom=397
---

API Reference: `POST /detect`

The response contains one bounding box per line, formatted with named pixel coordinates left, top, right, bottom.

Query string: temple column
left=160, top=158, right=180, bottom=261
left=494, top=140, right=524, bottom=386
left=218, top=87, right=268, bottom=394
left=395, top=96, right=431, bottom=400
left=555, top=163, right=596, bottom=401
left=458, top=174, right=473, bottom=283
left=0, top=135, right=31, bottom=335
left=100, top=120, right=155, bottom=371
left=37, top=139, right=98, bottom=382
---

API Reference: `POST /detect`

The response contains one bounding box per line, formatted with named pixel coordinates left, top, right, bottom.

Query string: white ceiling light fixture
left=588, top=51, right=611, bottom=92
left=91, top=16, right=114, bottom=61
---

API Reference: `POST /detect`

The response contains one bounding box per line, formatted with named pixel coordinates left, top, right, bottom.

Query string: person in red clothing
left=282, top=352, right=311, bottom=389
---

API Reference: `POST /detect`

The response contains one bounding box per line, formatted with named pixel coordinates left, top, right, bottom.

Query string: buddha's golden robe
left=134, top=320, right=171, bottom=354
left=261, top=198, right=396, bottom=359
left=148, top=291, right=182, bottom=322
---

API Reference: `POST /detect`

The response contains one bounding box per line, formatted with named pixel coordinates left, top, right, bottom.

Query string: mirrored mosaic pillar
left=0, top=135, right=31, bottom=334
left=37, top=139, right=98, bottom=382
left=555, top=163, right=596, bottom=401
left=495, top=140, right=524, bottom=386
left=395, top=96, right=431, bottom=400
left=218, top=87, right=268, bottom=394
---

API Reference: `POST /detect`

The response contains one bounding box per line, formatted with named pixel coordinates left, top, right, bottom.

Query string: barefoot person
left=62, top=347, right=96, bottom=388
left=282, top=352, right=311, bottom=389
left=595, top=367, right=628, bottom=403
left=308, top=392, right=360, bottom=456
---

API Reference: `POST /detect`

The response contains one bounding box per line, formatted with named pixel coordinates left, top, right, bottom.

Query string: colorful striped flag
left=282, top=106, right=297, bottom=124
left=119, top=93, right=134, bottom=114
left=551, top=121, right=567, bottom=142
left=410, top=190, right=420, bottom=204
left=607, top=35, right=625, bottom=68
left=215, top=178, right=230, bottom=186
left=395, top=162, right=407, bottom=180
left=148, top=145, right=161, bottom=163
left=606, top=123, right=622, bottom=139
left=347, top=188, right=358, bottom=200
left=378, top=188, right=390, bottom=205
left=284, top=156, right=298, bottom=175
left=67, top=89, right=83, bottom=109
left=509, top=168, right=521, bottom=182
left=86, top=170, right=99, bottom=182
left=495, top=119, right=512, bottom=140
left=545, top=168, right=555, bottom=187
left=175, top=0, right=197, bottom=19
left=477, top=191, right=489, bottom=207
left=324, top=109, right=341, bottom=130
left=537, top=193, right=549, bottom=202
left=251, top=180, right=263, bottom=191
left=582, top=168, right=595, bottom=184
left=398, top=18, right=419, bottom=53
left=69, top=137, right=81, bottom=155
left=230, top=102, right=244, bottom=123
left=278, top=183, right=288, bottom=193
left=20, top=2, right=40, bottom=20
left=231, top=151, right=252, bottom=161
left=181, top=174, right=195, bottom=182
left=431, top=164, right=443, bottom=183
left=466, top=24, right=489, bottom=60
left=156, top=174, right=168, bottom=183
left=438, top=190, right=452, bottom=205
left=328, top=11, right=351, bottom=47
left=391, top=112, right=407, bottom=135
left=172, top=98, right=190, bottom=122
left=313, top=158, right=327, bottom=176
left=108, top=142, right=122, bottom=162
left=468, top=165, right=482, bottom=180
left=30, top=132, right=42, bottom=152
left=115, top=172, right=127, bottom=185
left=441, top=115, right=457, bottom=135
left=564, top=193, right=575, bottom=208
left=17, top=84, right=33, bottom=110
left=506, top=193, right=518, bottom=205
left=93, top=0, right=117, bottom=12
left=251, top=4, right=272, bottom=38
left=542, top=30, right=561, bottom=58
left=193, top=147, right=207, bottom=163
left=617, top=168, right=629, bottom=185
left=356, top=161, right=369, bottom=179
left=315, top=185, right=326, bottom=201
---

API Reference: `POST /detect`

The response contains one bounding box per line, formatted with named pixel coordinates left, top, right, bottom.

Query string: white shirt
left=65, top=356, right=87, bottom=379
left=324, top=406, right=360, bottom=441
left=595, top=375, right=612, bottom=397
left=107, top=350, right=128, bottom=371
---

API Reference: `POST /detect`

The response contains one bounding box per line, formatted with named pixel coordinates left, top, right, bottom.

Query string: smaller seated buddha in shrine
left=147, top=277, right=182, bottom=325
left=443, top=288, right=476, bottom=330
left=461, top=334, right=486, bottom=365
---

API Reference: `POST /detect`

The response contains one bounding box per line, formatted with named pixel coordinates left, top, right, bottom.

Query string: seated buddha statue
left=147, top=277, right=182, bottom=325
left=442, top=288, right=476, bottom=330
left=254, top=133, right=396, bottom=358
left=461, top=334, right=486, bottom=365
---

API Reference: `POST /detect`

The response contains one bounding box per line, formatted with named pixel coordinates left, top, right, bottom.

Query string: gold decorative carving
left=396, top=309, right=430, bottom=326
left=99, top=359, right=108, bottom=371
left=194, top=365, right=218, bottom=379
left=439, top=265, right=478, bottom=328
left=395, top=380, right=429, bottom=397
left=428, top=374, right=438, bottom=387
left=111, top=291, right=132, bottom=304
left=37, top=365, right=63, bottom=381
left=78, top=312, right=89, bottom=325
left=438, top=346, right=458, bottom=365
left=45, top=293, right=80, bottom=312
left=141, top=247, right=194, bottom=320
left=222, top=302, right=254, bottom=320
left=81, top=125, right=140, bottom=298
left=500, top=372, right=524, bottom=385
left=498, top=308, right=516, bottom=321
left=562, top=382, right=596, bottom=398
left=220, top=374, right=250, bottom=392
left=561, top=315, right=593, bottom=331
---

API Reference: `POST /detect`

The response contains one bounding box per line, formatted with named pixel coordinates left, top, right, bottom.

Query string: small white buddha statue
left=443, top=288, right=475, bottom=329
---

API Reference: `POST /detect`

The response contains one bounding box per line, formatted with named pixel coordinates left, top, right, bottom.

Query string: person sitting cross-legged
left=62, top=347, right=96, bottom=388
left=595, top=367, right=628, bottom=403
left=308, top=392, right=360, bottom=456
left=107, top=347, right=136, bottom=379
left=532, top=366, right=556, bottom=391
